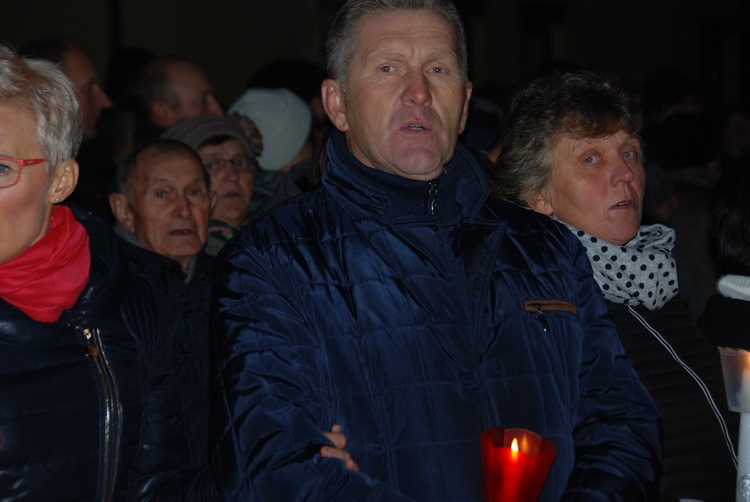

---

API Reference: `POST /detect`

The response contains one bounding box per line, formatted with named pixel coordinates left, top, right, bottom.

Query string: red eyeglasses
left=0, top=157, right=47, bottom=188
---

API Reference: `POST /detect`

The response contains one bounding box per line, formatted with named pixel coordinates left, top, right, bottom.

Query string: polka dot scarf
left=567, top=223, right=679, bottom=311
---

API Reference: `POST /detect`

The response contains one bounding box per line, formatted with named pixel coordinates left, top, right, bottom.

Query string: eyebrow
left=365, top=46, right=458, bottom=65
left=149, top=176, right=205, bottom=184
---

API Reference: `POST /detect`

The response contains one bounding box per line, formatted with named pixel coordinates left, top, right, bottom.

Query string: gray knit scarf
left=566, top=223, right=679, bottom=310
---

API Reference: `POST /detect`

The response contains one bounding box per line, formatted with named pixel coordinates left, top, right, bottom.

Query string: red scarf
left=0, top=205, right=91, bottom=323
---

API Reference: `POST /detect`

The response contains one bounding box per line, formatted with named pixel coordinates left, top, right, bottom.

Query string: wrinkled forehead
left=62, top=46, right=98, bottom=86
left=166, top=62, right=211, bottom=91
left=135, top=148, right=205, bottom=182
left=197, top=137, right=251, bottom=157
left=353, top=9, right=460, bottom=59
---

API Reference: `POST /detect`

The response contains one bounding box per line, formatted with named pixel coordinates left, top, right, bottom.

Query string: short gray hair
left=326, top=0, right=468, bottom=92
left=493, top=62, right=642, bottom=206
left=115, top=139, right=210, bottom=199
left=0, top=44, right=82, bottom=173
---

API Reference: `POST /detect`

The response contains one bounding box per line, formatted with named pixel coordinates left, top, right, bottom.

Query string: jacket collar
left=323, top=129, right=490, bottom=223
left=114, top=223, right=207, bottom=286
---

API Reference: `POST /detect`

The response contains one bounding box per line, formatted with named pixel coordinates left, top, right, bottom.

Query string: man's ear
left=109, top=192, right=136, bottom=234
left=48, top=159, right=78, bottom=204
left=458, top=81, right=473, bottom=134
left=321, top=79, right=349, bottom=132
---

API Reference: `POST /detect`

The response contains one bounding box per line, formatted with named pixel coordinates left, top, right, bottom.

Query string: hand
left=321, top=424, right=359, bottom=471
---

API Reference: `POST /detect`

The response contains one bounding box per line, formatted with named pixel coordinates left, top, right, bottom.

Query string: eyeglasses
left=0, top=157, right=47, bottom=189
left=201, top=155, right=256, bottom=174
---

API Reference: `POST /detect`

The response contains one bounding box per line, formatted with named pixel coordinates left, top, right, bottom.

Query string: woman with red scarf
left=0, top=44, right=197, bottom=500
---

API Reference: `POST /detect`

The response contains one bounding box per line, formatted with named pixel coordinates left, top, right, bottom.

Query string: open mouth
left=407, top=124, right=425, bottom=131
left=169, top=229, right=194, bottom=236
left=612, top=199, right=637, bottom=209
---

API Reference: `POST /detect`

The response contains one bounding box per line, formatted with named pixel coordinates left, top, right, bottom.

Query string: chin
left=217, top=206, right=246, bottom=223
left=393, top=160, right=446, bottom=180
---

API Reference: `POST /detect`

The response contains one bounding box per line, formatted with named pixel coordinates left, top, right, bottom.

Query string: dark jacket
left=211, top=130, right=662, bottom=501
left=607, top=299, right=738, bottom=501
left=0, top=207, right=185, bottom=501
left=118, top=238, right=215, bottom=471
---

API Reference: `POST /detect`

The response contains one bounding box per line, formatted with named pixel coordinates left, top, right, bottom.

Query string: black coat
left=608, top=298, right=738, bottom=501
left=699, top=294, right=750, bottom=350
left=118, top=239, right=215, bottom=471
left=0, top=207, right=187, bottom=501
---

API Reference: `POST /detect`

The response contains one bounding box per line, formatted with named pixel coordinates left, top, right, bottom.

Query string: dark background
left=2, top=0, right=748, bottom=109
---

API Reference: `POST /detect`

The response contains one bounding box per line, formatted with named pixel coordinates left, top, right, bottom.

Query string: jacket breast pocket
left=523, top=299, right=578, bottom=333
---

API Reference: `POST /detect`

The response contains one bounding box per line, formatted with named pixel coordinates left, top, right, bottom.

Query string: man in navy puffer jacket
left=210, top=1, right=662, bottom=500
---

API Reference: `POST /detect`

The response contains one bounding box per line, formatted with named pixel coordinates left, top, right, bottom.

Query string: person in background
left=162, top=114, right=260, bottom=255
left=109, top=139, right=357, bottom=485
left=229, top=87, right=313, bottom=208
left=128, top=56, right=223, bottom=142
left=699, top=153, right=750, bottom=351
left=0, top=43, right=191, bottom=501
left=19, top=37, right=112, bottom=142
left=19, top=37, right=117, bottom=221
left=209, top=1, right=661, bottom=500
left=247, top=58, right=330, bottom=135
left=493, top=61, right=738, bottom=501
left=109, top=139, right=218, bottom=475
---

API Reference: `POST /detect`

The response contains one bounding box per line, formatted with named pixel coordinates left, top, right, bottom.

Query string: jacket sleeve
left=561, top=235, right=663, bottom=500
left=210, top=241, right=415, bottom=502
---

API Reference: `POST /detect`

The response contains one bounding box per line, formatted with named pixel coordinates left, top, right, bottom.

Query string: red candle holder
left=481, top=427, right=556, bottom=502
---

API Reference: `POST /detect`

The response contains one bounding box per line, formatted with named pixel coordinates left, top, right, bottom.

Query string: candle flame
left=511, top=437, right=519, bottom=452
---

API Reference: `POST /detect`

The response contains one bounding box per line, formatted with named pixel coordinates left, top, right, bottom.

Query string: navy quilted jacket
left=211, top=131, right=662, bottom=501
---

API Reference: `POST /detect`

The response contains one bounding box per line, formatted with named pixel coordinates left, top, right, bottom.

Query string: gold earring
left=54, top=198, right=60, bottom=203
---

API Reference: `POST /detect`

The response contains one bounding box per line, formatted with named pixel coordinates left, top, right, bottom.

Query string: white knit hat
left=229, top=88, right=312, bottom=172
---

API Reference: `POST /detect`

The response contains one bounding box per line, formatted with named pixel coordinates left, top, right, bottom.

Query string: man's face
left=120, top=147, right=211, bottom=270
left=160, top=61, right=223, bottom=127
left=324, top=9, right=471, bottom=181
left=63, top=46, right=112, bottom=140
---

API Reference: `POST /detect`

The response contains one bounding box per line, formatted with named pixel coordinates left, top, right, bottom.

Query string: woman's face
left=530, top=130, right=645, bottom=246
left=0, top=104, right=54, bottom=264
left=197, top=138, right=254, bottom=227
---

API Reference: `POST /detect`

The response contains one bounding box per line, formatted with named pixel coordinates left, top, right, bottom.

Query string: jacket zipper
left=426, top=180, right=438, bottom=215
left=81, top=326, right=122, bottom=502
left=523, top=299, right=578, bottom=333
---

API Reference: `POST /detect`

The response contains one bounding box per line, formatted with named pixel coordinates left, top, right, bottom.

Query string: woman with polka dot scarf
left=493, top=61, right=738, bottom=502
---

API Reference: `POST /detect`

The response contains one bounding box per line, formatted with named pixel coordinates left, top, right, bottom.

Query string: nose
left=225, top=164, right=240, bottom=181
left=94, top=85, right=112, bottom=111
left=402, top=70, right=432, bottom=107
left=612, top=155, right=637, bottom=184
left=172, top=194, right=191, bottom=218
